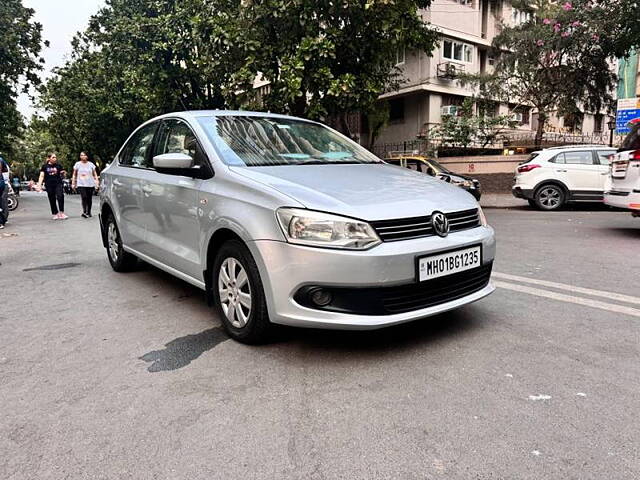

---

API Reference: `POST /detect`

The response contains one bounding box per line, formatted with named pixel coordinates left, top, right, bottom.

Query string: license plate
left=417, top=246, right=481, bottom=282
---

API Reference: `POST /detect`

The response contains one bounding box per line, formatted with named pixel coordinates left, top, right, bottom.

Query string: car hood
left=229, top=163, right=478, bottom=220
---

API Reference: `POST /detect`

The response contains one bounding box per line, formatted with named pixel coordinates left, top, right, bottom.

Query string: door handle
left=113, top=179, right=123, bottom=186
left=142, top=185, right=153, bottom=194
left=555, top=169, right=567, bottom=172
left=600, top=172, right=609, bottom=175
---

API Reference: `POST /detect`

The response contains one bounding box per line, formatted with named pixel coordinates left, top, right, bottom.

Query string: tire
left=534, top=184, right=565, bottom=211
left=212, top=239, right=272, bottom=344
left=7, top=194, right=18, bottom=211
left=105, top=214, right=138, bottom=272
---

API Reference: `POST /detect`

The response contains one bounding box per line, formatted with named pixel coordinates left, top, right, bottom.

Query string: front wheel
left=535, top=184, right=565, bottom=211
left=105, top=214, right=137, bottom=272
left=212, top=240, right=272, bottom=344
left=7, top=194, right=18, bottom=211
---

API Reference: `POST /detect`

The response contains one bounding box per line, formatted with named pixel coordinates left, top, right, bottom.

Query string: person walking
left=0, top=156, right=9, bottom=227
left=71, top=152, right=99, bottom=217
left=37, top=153, right=67, bottom=220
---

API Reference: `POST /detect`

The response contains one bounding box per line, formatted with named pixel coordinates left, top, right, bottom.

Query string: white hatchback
left=512, top=145, right=616, bottom=210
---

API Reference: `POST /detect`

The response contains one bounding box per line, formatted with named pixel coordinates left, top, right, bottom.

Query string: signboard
left=616, top=98, right=640, bottom=134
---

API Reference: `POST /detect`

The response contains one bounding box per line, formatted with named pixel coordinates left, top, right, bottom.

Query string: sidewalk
left=479, top=193, right=529, bottom=209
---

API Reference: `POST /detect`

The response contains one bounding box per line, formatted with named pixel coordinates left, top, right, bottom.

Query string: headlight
left=453, top=179, right=473, bottom=188
left=276, top=208, right=381, bottom=250
left=478, top=206, right=488, bottom=227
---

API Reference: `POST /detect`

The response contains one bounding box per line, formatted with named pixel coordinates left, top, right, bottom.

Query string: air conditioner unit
left=511, top=112, right=524, bottom=122
left=437, top=62, right=464, bottom=79
left=441, top=105, right=459, bottom=116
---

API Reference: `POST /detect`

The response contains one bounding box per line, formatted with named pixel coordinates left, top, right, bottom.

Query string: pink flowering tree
left=462, top=0, right=617, bottom=145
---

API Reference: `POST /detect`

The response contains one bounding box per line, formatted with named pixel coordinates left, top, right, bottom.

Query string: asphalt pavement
left=2, top=192, right=639, bottom=479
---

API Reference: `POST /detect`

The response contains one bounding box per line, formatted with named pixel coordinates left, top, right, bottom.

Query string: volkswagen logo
left=431, top=211, right=449, bottom=237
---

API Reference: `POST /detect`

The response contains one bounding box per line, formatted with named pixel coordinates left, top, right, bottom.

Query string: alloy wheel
left=107, top=222, right=120, bottom=262
left=218, top=257, right=252, bottom=328
left=538, top=187, right=562, bottom=209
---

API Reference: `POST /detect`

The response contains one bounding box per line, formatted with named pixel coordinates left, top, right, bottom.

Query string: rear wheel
left=535, top=184, right=565, bottom=211
left=105, top=214, right=137, bottom=272
left=212, top=240, right=272, bottom=344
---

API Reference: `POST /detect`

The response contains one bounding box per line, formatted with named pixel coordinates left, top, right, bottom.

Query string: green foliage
left=9, top=117, right=70, bottom=179
left=39, top=0, right=438, bottom=160
left=367, top=101, right=390, bottom=149
left=461, top=0, right=620, bottom=145
left=0, top=0, right=47, bottom=154
left=431, top=98, right=517, bottom=148
left=236, top=0, right=438, bottom=119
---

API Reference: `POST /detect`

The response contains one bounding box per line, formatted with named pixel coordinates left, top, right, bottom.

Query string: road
left=2, top=192, right=639, bottom=479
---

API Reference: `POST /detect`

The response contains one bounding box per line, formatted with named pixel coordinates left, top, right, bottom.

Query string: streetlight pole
left=607, top=118, right=616, bottom=147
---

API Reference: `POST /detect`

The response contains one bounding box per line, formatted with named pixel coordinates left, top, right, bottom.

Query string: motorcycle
left=7, top=184, right=18, bottom=211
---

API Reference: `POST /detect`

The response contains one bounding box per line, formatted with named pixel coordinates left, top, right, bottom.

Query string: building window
left=511, top=8, right=531, bottom=25
left=389, top=98, right=405, bottom=123
left=455, top=0, right=473, bottom=6
left=443, top=39, right=473, bottom=63
left=594, top=114, right=604, bottom=133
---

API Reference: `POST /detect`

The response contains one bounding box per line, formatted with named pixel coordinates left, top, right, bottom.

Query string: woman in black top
left=37, top=153, right=68, bottom=220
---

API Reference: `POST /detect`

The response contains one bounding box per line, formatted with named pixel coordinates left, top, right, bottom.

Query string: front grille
left=371, top=208, right=480, bottom=242
left=294, top=262, right=493, bottom=315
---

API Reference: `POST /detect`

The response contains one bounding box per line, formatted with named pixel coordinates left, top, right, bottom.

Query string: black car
left=384, top=155, right=482, bottom=200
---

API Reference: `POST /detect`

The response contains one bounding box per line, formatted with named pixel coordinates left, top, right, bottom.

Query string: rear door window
left=120, top=122, right=158, bottom=168
left=562, top=151, right=595, bottom=165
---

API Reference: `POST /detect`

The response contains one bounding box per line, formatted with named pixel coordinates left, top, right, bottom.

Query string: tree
left=430, top=98, right=517, bottom=148
left=462, top=0, right=617, bottom=145
left=41, top=0, right=244, bottom=160
left=10, top=117, right=70, bottom=179
left=0, top=0, right=47, bottom=154
left=236, top=0, right=439, bottom=130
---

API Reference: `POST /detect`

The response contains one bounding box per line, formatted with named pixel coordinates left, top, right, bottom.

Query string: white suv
left=604, top=120, right=640, bottom=217
left=512, top=145, right=616, bottom=210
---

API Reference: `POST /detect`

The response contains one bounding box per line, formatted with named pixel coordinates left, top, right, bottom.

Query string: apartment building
left=374, top=0, right=606, bottom=146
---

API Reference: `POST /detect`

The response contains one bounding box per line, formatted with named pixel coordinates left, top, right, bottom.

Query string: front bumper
left=250, top=226, right=496, bottom=329
left=604, top=190, right=640, bottom=211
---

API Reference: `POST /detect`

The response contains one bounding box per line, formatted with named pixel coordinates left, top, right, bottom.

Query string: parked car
left=100, top=111, right=495, bottom=343
left=385, top=153, right=482, bottom=200
left=512, top=145, right=616, bottom=210
left=604, top=119, right=640, bottom=217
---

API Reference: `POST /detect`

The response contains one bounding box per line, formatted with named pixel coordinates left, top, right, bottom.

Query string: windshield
left=428, top=159, right=452, bottom=174
left=197, top=115, right=382, bottom=167
left=619, top=123, right=640, bottom=151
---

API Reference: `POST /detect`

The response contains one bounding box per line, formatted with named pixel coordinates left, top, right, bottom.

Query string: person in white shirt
left=71, top=152, right=100, bottom=218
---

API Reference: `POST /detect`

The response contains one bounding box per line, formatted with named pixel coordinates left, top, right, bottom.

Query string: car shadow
left=275, top=306, right=484, bottom=357
left=134, top=260, right=487, bottom=364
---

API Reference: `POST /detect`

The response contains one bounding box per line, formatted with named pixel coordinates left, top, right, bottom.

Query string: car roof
left=544, top=144, right=613, bottom=151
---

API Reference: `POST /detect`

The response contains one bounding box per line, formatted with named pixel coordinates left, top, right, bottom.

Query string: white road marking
left=493, top=281, right=640, bottom=319
left=529, top=394, right=552, bottom=401
left=493, top=271, right=640, bottom=306
left=576, top=393, right=587, bottom=397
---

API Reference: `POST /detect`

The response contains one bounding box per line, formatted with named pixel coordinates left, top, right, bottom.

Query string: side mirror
left=153, top=153, right=194, bottom=170
left=438, top=173, right=452, bottom=183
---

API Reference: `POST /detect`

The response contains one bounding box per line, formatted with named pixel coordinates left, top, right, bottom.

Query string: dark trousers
left=78, top=187, right=94, bottom=214
left=0, top=184, right=5, bottom=225
left=47, top=183, right=64, bottom=214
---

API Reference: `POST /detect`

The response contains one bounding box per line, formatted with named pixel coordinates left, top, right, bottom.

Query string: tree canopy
left=463, top=0, right=622, bottom=145
left=0, top=0, right=47, bottom=155
left=40, top=0, right=438, bottom=160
